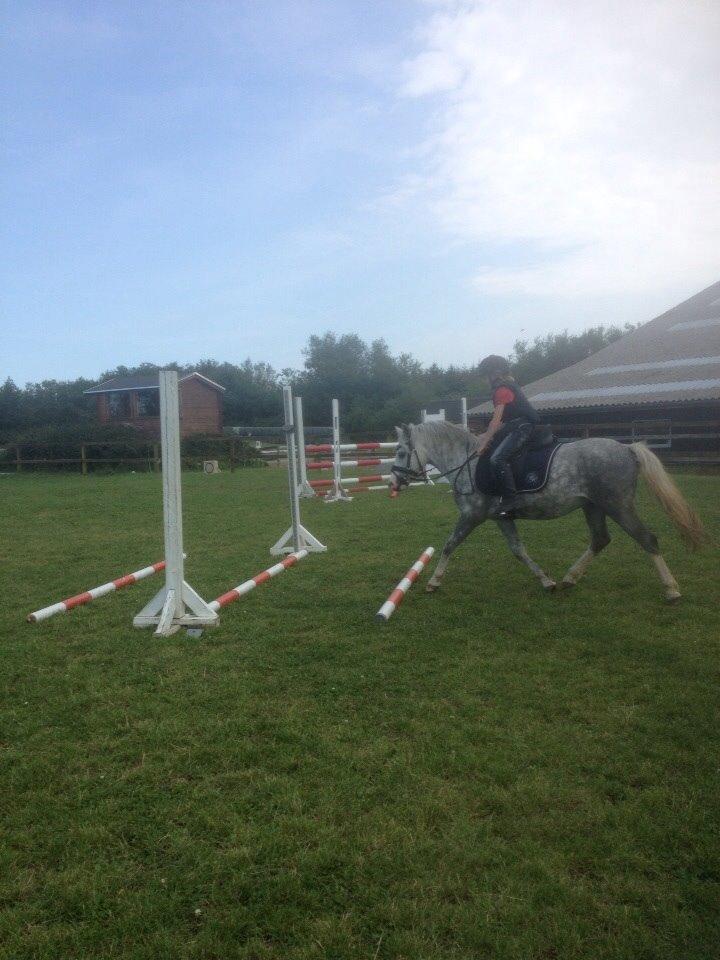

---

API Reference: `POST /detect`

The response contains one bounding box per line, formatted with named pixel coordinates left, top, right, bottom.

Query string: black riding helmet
left=478, top=354, right=511, bottom=380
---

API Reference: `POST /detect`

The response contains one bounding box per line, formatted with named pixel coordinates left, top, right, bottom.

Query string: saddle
left=475, top=423, right=560, bottom=496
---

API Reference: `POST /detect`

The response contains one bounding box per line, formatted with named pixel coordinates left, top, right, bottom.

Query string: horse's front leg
left=495, top=516, right=556, bottom=591
left=426, top=511, right=483, bottom=593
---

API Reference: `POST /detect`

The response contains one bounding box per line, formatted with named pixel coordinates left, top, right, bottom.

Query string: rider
left=477, top=354, right=540, bottom=512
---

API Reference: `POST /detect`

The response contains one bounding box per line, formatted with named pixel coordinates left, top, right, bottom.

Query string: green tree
left=510, top=325, right=636, bottom=386
left=0, top=378, right=22, bottom=433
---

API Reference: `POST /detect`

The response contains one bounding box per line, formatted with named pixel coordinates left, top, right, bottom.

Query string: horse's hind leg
left=607, top=504, right=681, bottom=602
left=561, top=502, right=610, bottom=588
left=426, top=512, right=482, bottom=593
left=495, top=517, right=556, bottom=591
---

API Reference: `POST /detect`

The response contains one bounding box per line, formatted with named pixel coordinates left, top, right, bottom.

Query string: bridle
left=391, top=431, right=480, bottom=495
left=390, top=442, right=429, bottom=488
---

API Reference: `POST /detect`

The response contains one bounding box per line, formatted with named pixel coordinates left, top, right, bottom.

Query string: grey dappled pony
left=390, top=421, right=705, bottom=602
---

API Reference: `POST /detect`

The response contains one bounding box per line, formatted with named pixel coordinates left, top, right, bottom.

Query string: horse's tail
left=630, top=442, right=705, bottom=550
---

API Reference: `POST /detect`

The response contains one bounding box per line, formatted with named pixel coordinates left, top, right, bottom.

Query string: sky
left=2, top=0, right=719, bottom=386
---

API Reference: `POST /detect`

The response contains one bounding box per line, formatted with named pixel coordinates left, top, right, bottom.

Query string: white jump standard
left=133, top=370, right=219, bottom=636
left=271, top=385, right=327, bottom=555
left=293, top=395, right=315, bottom=498
left=324, top=398, right=352, bottom=502
left=27, top=558, right=168, bottom=623
left=375, top=546, right=435, bottom=622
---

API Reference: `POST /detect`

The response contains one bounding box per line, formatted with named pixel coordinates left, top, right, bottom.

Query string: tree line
left=0, top=323, right=634, bottom=441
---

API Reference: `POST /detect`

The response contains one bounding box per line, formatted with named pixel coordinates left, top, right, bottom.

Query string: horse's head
left=390, top=424, right=429, bottom=494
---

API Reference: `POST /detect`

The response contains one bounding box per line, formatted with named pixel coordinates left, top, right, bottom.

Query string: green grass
left=1, top=468, right=719, bottom=960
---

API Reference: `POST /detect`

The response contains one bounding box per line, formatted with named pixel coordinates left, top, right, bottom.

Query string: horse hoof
left=426, top=582, right=439, bottom=594
left=560, top=578, right=575, bottom=590
left=665, top=590, right=681, bottom=604
left=542, top=580, right=557, bottom=592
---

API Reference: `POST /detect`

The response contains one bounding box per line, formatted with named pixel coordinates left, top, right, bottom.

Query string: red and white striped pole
left=306, top=441, right=397, bottom=454
left=28, top=559, right=168, bottom=623
left=307, top=457, right=394, bottom=470
left=309, top=473, right=392, bottom=490
left=209, top=550, right=308, bottom=611
left=375, top=547, right=435, bottom=622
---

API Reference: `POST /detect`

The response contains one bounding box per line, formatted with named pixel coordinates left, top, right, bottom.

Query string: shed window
left=107, top=392, right=131, bottom=419
left=136, top=390, right=160, bottom=417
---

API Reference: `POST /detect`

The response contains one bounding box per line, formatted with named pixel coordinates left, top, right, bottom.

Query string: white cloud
left=400, top=0, right=720, bottom=296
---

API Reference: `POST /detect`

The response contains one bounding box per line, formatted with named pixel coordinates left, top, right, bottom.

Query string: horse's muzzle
left=390, top=469, right=407, bottom=495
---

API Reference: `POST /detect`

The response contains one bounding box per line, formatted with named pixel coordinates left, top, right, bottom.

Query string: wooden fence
left=3, top=438, right=264, bottom=474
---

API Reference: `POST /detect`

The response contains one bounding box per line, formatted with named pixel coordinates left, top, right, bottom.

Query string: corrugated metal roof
left=84, top=371, right=226, bottom=394
left=469, top=279, right=720, bottom=414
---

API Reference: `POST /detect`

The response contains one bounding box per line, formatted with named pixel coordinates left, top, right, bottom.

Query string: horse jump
left=375, top=546, right=435, bottom=622
left=295, top=397, right=430, bottom=501
left=28, top=377, right=322, bottom=633
left=26, top=370, right=218, bottom=636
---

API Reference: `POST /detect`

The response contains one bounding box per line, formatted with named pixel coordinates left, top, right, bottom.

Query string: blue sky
left=3, top=0, right=719, bottom=386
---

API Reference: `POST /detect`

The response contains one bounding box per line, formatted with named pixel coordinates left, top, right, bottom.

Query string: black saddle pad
left=475, top=441, right=562, bottom=496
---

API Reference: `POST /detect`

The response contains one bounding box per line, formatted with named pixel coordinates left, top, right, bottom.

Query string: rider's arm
left=477, top=404, right=505, bottom=454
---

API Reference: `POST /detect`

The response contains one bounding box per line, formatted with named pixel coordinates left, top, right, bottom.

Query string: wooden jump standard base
left=375, top=547, right=435, bottom=622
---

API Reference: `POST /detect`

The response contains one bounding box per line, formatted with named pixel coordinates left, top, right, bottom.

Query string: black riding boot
left=497, top=463, right=518, bottom=513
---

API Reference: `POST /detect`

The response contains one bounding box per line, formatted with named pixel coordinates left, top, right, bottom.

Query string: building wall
left=179, top=378, right=223, bottom=437
left=96, top=394, right=108, bottom=424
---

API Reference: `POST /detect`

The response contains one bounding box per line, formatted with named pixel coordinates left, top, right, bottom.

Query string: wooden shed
left=84, top=371, right=225, bottom=438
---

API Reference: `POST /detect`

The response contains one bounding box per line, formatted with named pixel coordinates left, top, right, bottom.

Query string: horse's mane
left=411, top=419, right=485, bottom=455
left=413, top=420, right=470, bottom=441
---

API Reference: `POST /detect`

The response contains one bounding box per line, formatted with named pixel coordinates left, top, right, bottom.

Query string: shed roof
left=469, top=279, right=720, bottom=415
left=84, top=371, right=226, bottom=395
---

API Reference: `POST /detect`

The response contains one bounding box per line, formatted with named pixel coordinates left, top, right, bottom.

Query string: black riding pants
left=489, top=420, right=534, bottom=488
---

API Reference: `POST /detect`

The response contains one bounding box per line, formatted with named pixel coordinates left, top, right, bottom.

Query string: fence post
left=15, top=444, right=21, bottom=473
left=230, top=437, right=236, bottom=473
left=81, top=445, right=87, bottom=476
left=153, top=443, right=160, bottom=471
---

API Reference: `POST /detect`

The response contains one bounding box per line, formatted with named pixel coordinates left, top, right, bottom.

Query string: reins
left=433, top=443, right=479, bottom=495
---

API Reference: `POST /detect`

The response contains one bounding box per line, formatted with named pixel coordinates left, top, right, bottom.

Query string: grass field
left=2, top=467, right=719, bottom=960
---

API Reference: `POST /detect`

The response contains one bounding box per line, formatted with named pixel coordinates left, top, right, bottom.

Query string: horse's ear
left=396, top=424, right=411, bottom=443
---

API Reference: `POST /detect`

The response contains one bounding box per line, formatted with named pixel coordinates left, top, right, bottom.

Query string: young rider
left=476, top=355, right=540, bottom=511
